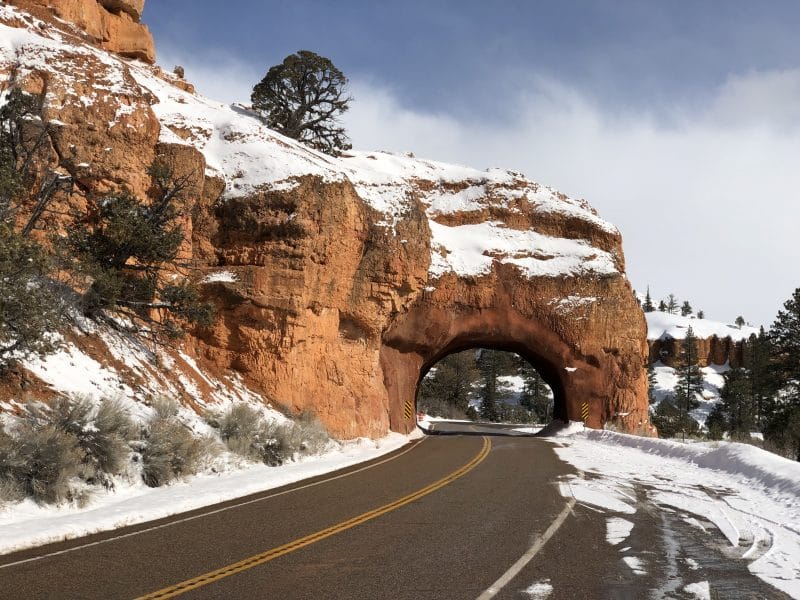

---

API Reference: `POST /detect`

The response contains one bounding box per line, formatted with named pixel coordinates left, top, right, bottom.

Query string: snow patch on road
left=683, top=581, right=711, bottom=599
left=622, top=555, right=647, bottom=575
left=522, top=580, right=553, bottom=599
left=563, top=477, right=636, bottom=515
left=606, top=517, right=635, bottom=545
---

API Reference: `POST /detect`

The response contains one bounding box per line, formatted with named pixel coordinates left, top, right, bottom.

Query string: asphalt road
left=0, top=422, right=789, bottom=599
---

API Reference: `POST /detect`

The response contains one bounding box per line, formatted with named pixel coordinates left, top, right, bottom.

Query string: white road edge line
left=0, top=436, right=427, bottom=570
left=476, top=468, right=585, bottom=600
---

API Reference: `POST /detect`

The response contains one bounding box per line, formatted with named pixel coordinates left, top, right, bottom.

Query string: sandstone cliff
left=0, top=2, right=651, bottom=438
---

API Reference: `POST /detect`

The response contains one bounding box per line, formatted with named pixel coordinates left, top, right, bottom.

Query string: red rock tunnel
left=380, top=273, right=651, bottom=436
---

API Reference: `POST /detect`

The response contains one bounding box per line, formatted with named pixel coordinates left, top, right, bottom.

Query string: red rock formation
left=0, top=2, right=652, bottom=438
left=649, top=336, right=748, bottom=368
left=15, top=0, right=155, bottom=63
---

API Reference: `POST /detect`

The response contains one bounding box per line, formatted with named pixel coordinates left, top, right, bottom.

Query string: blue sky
left=143, top=1, right=800, bottom=326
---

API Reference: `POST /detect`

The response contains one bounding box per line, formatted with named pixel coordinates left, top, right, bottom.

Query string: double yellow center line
left=137, top=436, right=492, bottom=599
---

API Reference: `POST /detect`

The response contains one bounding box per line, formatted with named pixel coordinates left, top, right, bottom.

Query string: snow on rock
left=24, top=340, right=136, bottom=401
left=646, top=312, right=759, bottom=342
left=202, top=270, right=237, bottom=283
left=428, top=221, right=618, bottom=280
left=3, top=3, right=620, bottom=288
left=551, top=429, right=800, bottom=597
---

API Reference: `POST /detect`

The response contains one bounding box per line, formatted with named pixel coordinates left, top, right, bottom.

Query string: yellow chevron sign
left=581, top=402, right=589, bottom=422
left=404, top=399, right=414, bottom=419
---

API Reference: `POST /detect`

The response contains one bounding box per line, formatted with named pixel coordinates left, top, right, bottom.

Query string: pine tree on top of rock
left=251, top=50, right=352, bottom=156
left=666, top=293, right=679, bottom=315
left=681, top=300, right=692, bottom=316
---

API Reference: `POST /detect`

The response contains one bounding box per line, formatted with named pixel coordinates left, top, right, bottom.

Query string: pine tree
left=647, top=361, right=658, bottom=404
left=417, top=351, right=478, bottom=418
left=666, top=294, right=679, bottom=315
left=747, top=328, right=775, bottom=426
left=769, top=289, right=800, bottom=395
left=251, top=50, right=352, bottom=156
left=681, top=301, right=692, bottom=316
left=658, top=300, right=667, bottom=312
left=0, top=85, right=68, bottom=370
left=705, top=404, right=726, bottom=440
left=697, top=310, right=705, bottom=319
left=68, top=161, right=213, bottom=341
left=673, top=325, right=703, bottom=439
left=764, top=288, right=800, bottom=460
left=735, top=315, right=746, bottom=328
left=642, top=286, right=655, bottom=313
left=719, top=366, right=755, bottom=439
left=519, top=361, right=552, bottom=422
left=478, top=349, right=500, bottom=422
left=0, top=224, right=62, bottom=369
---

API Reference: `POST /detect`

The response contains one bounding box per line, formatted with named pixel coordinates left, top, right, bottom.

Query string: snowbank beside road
left=552, top=429, right=800, bottom=597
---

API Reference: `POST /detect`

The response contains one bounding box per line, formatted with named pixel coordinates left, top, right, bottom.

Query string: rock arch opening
left=416, top=346, right=565, bottom=424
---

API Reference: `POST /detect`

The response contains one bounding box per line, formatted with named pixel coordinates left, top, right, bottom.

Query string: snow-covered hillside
left=649, top=361, right=727, bottom=428
left=645, top=312, right=760, bottom=429
left=126, top=53, right=620, bottom=281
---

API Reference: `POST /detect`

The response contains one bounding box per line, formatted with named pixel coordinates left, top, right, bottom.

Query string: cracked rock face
left=0, top=2, right=651, bottom=438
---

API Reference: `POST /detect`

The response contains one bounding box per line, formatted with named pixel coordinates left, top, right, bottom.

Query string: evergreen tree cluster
left=417, top=349, right=551, bottom=424
left=641, top=287, right=702, bottom=318
left=649, top=290, right=800, bottom=461
left=650, top=326, right=704, bottom=440
left=0, top=86, right=215, bottom=373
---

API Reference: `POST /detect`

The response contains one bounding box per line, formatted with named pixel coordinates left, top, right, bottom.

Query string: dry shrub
left=47, top=396, right=135, bottom=487
left=209, top=404, right=330, bottom=466
left=1, top=395, right=138, bottom=504
left=141, top=413, right=215, bottom=487
left=0, top=422, right=83, bottom=504
left=150, top=396, right=180, bottom=420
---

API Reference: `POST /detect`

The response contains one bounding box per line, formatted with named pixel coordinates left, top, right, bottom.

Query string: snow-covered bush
left=44, top=396, right=135, bottom=487
left=0, top=422, right=84, bottom=504
left=0, top=395, right=138, bottom=504
left=141, top=409, right=216, bottom=487
left=150, top=396, right=180, bottom=420
left=282, top=412, right=330, bottom=457
left=207, top=404, right=330, bottom=466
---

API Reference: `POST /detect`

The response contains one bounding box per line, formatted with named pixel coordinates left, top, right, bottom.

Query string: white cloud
left=343, top=74, right=800, bottom=327
left=157, top=46, right=260, bottom=105
left=155, top=48, right=799, bottom=327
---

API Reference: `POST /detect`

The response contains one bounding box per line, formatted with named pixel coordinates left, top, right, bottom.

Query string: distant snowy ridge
left=646, top=312, right=759, bottom=342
